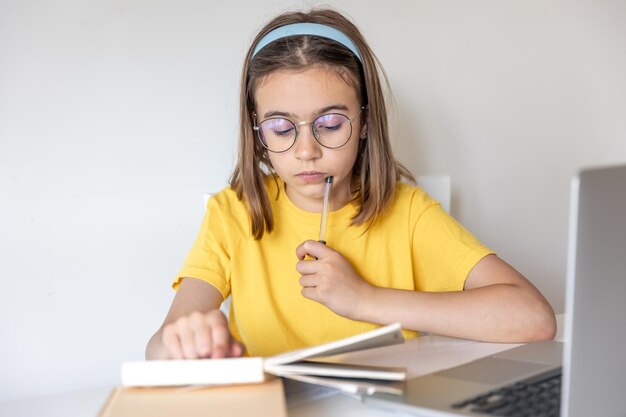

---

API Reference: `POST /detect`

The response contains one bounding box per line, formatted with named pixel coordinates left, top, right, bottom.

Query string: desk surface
left=0, top=316, right=565, bottom=417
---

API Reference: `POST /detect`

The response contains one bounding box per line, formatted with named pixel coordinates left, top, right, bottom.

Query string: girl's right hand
left=160, top=309, right=245, bottom=359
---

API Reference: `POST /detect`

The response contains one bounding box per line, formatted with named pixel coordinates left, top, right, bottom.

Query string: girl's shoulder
left=203, top=186, right=253, bottom=237
left=206, top=176, right=280, bottom=214
left=394, top=181, right=439, bottom=211
left=384, top=181, right=442, bottom=224
left=205, top=185, right=246, bottom=214
left=206, top=175, right=284, bottom=211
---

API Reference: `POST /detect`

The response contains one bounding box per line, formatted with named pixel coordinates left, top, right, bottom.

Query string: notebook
left=364, top=163, right=626, bottom=417
left=120, top=322, right=405, bottom=390
left=98, top=378, right=287, bottom=417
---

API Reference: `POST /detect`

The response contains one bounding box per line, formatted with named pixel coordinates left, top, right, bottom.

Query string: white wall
left=1, top=0, right=625, bottom=401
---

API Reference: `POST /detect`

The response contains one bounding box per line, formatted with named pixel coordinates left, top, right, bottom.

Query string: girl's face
left=254, top=67, right=364, bottom=212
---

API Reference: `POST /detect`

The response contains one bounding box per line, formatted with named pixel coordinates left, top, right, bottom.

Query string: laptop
left=365, top=163, right=626, bottom=417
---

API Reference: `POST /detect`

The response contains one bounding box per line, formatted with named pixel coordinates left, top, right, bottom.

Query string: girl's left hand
left=295, top=240, right=375, bottom=319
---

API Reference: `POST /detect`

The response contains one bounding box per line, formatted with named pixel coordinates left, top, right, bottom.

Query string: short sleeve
left=173, top=194, right=232, bottom=299
left=411, top=197, right=494, bottom=292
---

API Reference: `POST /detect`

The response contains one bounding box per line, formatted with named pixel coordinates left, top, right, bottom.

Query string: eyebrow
left=263, top=104, right=350, bottom=119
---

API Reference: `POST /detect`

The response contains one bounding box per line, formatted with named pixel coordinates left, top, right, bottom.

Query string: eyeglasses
left=254, top=107, right=364, bottom=153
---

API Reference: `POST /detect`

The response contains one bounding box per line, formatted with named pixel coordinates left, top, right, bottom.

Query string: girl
left=146, top=9, right=556, bottom=360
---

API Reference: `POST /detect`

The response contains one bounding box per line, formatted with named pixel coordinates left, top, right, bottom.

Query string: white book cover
left=121, top=357, right=266, bottom=387
left=122, top=323, right=406, bottom=388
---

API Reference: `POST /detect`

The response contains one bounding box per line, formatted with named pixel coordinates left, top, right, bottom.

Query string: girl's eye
left=315, top=114, right=346, bottom=132
left=318, top=123, right=342, bottom=132
left=273, top=127, right=295, bottom=136
left=263, top=119, right=295, bottom=136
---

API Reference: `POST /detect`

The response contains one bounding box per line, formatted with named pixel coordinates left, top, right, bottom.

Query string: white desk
left=0, top=316, right=564, bottom=417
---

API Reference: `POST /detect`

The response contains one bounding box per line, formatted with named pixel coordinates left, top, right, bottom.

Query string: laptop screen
left=561, top=164, right=626, bottom=417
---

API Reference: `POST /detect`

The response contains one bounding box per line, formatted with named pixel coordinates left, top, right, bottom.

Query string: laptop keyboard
left=450, top=367, right=562, bottom=417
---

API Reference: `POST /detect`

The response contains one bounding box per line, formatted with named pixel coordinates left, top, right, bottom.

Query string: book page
left=265, top=323, right=404, bottom=367
left=282, top=374, right=405, bottom=397
left=267, top=361, right=406, bottom=381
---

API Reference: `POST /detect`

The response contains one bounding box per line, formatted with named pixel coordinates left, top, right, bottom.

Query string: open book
left=122, top=323, right=406, bottom=393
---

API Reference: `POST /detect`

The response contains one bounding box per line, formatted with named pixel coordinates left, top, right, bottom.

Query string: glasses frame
left=253, top=107, right=364, bottom=153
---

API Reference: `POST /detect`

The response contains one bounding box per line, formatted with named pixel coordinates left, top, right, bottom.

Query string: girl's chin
left=283, top=184, right=326, bottom=206
left=286, top=184, right=325, bottom=199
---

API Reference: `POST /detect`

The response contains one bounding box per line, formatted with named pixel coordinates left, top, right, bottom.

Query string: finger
left=162, top=324, right=184, bottom=360
left=299, top=275, right=318, bottom=288
left=176, top=318, right=199, bottom=359
left=209, top=324, right=230, bottom=359
left=189, top=313, right=212, bottom=358
left=296, top=259, right=319, bottom=274
left=207, top=310, right=230, bottom=359
left=301, top=287, right=321, bottom=302
left=229, top=340, right=245, bottom=357
left=295, top=240, right=316, bottom=260
left=296, top=240, right=334, bottom=260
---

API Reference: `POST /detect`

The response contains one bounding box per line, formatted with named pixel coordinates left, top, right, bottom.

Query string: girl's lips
left=296, top=172, right=326, bottom=182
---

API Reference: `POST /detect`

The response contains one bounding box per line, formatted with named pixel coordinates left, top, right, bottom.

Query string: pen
left=318, top=176, right=333, bottom=245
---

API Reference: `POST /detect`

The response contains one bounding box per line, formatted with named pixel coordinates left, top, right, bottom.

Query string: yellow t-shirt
left=174, top=177, right=493, bottom=357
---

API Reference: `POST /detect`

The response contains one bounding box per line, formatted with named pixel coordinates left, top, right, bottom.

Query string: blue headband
left=251, top=22, right=363, bottom=63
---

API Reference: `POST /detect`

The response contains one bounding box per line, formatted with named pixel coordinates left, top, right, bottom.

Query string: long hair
left=229, top=8, right=414, bottom=239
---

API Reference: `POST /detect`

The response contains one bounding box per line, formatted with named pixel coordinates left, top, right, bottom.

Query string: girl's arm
left=357, top=254, right=556, bottom=342
left=297, top=241, right=556, bottom=343
left=145, top=277, right=244, bottom=360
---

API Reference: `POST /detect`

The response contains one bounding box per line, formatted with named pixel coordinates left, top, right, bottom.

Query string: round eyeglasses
left=254, top=107, right=364, bottom=153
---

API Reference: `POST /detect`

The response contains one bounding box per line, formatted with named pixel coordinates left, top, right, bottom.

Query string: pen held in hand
left=318, top=176, right=333, bottom=245
left=304, top=176, right=334, bottom=261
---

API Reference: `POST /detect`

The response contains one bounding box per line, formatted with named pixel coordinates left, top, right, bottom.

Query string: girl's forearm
left=354, top=284, right=556, bottom=343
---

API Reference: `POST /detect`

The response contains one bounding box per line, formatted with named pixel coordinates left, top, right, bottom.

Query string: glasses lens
left=258, top=118, right=296, bottom=152
left=313, top=114, right=352, bottom=148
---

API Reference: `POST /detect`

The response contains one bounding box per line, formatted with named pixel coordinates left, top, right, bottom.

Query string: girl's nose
left=293, top=126, right=322, bottom=160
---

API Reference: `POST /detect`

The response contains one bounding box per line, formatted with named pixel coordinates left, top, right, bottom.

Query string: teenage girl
left=146, top=9, right=556, bottom=360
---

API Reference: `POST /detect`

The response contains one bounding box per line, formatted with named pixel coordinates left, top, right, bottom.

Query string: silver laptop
left=365, top=164, right=626, bottom=417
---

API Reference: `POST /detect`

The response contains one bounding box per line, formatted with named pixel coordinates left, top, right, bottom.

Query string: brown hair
left=229, top=8, right=414, bottom=239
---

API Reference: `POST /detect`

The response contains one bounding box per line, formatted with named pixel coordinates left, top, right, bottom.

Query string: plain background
left=1, top=0, right=625, bottom=402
